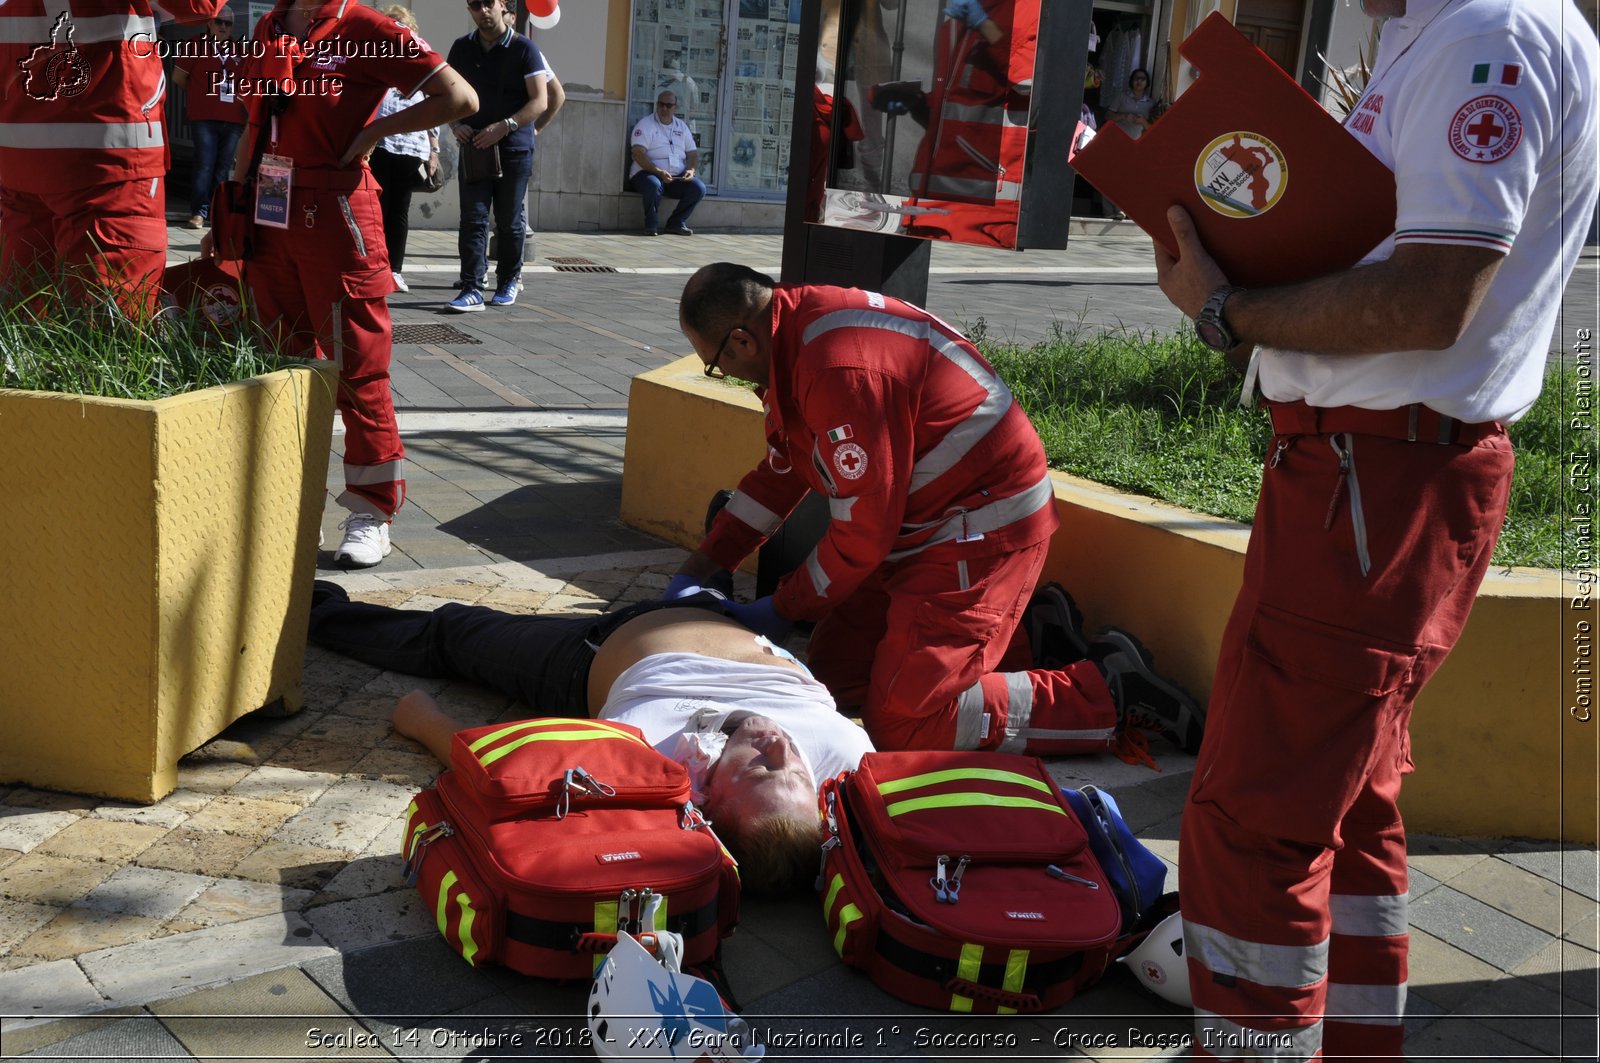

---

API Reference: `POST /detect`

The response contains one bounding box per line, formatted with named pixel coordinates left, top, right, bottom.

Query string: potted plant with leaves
left=0, top=270, right=336, bottom=802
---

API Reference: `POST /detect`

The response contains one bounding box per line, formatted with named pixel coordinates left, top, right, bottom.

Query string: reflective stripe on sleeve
left=0, top=13, right=154, bottom=44
left=0, top=121, right=164, bottom=150
left=827, top=495, right=858, bottom=522
left=1329, top=892, right=1409, bottom=939
left=954, top=680, right=986, bottom=750
left=1186, top=919, right=1328, bottom=989
left=723, top=490, right=783, bottom=536
left=803, top=548, right=831, bottom=599
left=1325, top=981, right=1406, bottom=1026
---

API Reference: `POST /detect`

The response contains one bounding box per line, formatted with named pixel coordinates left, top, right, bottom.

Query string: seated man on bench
left=310, top=581, right=872, bottom=895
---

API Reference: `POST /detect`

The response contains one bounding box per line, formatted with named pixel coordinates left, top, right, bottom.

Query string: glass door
left=717, top=0, right=802, bottom=196
left=631, top=0, right=728, bottom=190
left=629, top=0, right=803, bottom=199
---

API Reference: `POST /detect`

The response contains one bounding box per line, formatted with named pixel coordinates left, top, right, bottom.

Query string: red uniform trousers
left=246, top=171, right=405, bottom=518
left=0, top=177, right=166, bottom=317
left=1179, top=407, right=1514, bottom=1062
left=805, top=538, right=1118, bottom=754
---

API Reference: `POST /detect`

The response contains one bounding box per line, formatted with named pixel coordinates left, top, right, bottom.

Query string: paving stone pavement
left=0, top=221, right=1596, bottom=1060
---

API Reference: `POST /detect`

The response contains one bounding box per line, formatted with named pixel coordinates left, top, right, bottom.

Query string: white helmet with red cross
left=1119, top=911, right=1192, bottom=1008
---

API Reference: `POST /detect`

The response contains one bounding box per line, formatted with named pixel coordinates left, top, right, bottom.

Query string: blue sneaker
left=491, top=280, right=520, bottom=306
left=445, top=289, right=485, bottom=313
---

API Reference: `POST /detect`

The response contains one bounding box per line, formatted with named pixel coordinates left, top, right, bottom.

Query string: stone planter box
left=0, top=363, right=338, bottom=802
left=621, top=355, right=1596, bottom=844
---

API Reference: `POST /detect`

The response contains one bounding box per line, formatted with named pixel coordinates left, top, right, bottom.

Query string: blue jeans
left=457, top=147, right=533, bottom=292
left=630, top=171, right=706, bottom=231
left=190, top=120, right=243, bottom=217
left=307, top=581, right=738, bottom=711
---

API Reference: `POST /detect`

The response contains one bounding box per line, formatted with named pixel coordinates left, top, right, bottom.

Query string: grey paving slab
left=1409, top=886, right=1557, bottom=972
left=0, top=958, right=106, bottom=1030
left=1499, top=842, right=1600, bottom=903
left=1455, top=971, right=1597, bottom=1057
left=14, top=1010, right=194, bottom=1061
left=150, top=967, right=392, bottom=1061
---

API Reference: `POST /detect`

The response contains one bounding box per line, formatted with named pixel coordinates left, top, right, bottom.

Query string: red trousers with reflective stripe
left=805, top=538, right=1117, bottom=752
left=1180, top=425, right=1514, bottom=1061
left=246, top=177, right=405, bottom=518
left=0, top=178, right=166, bottom=317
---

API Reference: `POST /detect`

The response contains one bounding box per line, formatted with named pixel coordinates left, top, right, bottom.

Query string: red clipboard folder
left=1071, top=13, right=1396, bottom=288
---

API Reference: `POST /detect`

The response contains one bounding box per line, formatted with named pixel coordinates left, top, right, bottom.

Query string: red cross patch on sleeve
left=1448, top=95, right=1522, bottom=163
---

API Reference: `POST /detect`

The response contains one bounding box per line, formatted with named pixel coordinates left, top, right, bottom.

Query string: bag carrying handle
left=940, top=977, right=1043, bottom=1012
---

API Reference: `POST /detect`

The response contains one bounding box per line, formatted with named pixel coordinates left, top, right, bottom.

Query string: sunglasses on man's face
left=656, top=101, right=676, bottom=109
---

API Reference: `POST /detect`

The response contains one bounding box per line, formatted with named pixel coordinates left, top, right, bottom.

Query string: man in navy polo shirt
left=444, top=0, right=548, bottom=312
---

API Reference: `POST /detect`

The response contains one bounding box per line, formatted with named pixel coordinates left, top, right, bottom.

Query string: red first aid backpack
left=818, top=751, right=1125, bottom=1013
left=402, top=717, right=741, bottom=979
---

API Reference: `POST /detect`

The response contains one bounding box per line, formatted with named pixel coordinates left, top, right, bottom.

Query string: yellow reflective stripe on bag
left=472, top=724, right=647, bottom=768
left=875, top=767, right=1053, bottom=797
left=885, top=792, right=1067, bottom=818
left=468, top=717, right=647, bottom=754
left=436, top=871, right=482, bottom=966
left=949, top=942, right=985, bottom=1012
left=998, top=948, right=1030, bottom=1015
left=833, top=903, right=862, bottom=956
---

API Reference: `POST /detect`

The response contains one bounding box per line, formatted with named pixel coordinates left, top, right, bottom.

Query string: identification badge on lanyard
left=218, top=72, right=235, bottom=104
left=255, top=153, right=293, bottom=228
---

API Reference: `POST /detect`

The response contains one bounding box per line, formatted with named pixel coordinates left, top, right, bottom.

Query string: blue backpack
left=1062, top=785, right=1168, bottom=932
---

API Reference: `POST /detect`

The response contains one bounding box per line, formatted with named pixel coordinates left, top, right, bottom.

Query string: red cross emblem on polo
left=525, top=0, right=559, bottom=28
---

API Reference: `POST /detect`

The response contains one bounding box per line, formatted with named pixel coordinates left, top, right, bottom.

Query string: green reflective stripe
left=436, top=871, right=458, bottom=937
left=950, top=942, right=984, bottom=1013
left=886, top=792, right=1067, bottom=818
left=998, top=948, right=1029, bottom=1014
left=593, top=900, right=618, bottom=975
left=455, top=890, right=480, bottom=965
left=404, top=803, right=425, bottom=858
left=875, top=767, right=1053, bottom=797
left=833, top=903, right=862, bottom=956
left=823, top=873, right=846, bottom=917
left=467, top=717, right=641, bottom=754
left=478, top=729, right=639, bottom=768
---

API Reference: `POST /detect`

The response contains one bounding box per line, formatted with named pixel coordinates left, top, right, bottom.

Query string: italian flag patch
left=827, top=424, right=854, bottom=443
left=1471, top=62, right=1521, bottom=86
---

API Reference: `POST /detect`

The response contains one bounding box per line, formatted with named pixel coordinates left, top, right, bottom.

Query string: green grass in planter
left=982, top=322, right=1582, bottom=570
left=0, top=288, right=297, bottom=401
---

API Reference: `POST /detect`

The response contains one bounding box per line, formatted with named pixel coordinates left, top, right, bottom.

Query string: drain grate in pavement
left=549, top=256, right=619, bottom=274
left=393, top=323, right=482, bottom=345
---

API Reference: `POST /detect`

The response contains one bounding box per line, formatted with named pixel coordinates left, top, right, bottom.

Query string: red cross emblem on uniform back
left=1448, top=95, right=1522, bottom=164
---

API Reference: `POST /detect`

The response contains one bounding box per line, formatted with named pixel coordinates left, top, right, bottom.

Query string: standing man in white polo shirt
left=629, top=91, right=705, bottom=236
left=1152, top=1, right=1597, bottom=1058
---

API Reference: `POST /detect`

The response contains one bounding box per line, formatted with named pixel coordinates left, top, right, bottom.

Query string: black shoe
left=1024, top=582, right=1090, bottom=668
left=643, top=227, right=659, bottom=236
left=664, top=224, right=694, bottom=236
left=1092, top=628, right=1205, bottom=753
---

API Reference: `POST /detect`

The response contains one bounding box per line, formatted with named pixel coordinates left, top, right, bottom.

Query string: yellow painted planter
left=0, top=364, right=337, bottom=803
left=622, top=355, right=1597, bottom=844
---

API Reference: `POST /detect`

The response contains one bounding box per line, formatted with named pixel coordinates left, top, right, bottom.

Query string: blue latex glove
left=723, top=596, right=794, bottom=642
left=944, top=0, right=989, bottom=29
left=663, top=573, right=705, bottom=599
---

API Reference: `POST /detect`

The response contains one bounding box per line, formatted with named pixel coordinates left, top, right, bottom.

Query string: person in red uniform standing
left=216, top=0, right=476, bottom=567
left=669, top=262, right=1203, bottom=758
left=0, top=0, right=226, bottom=315
left=173, top=7, right=248, bottom=231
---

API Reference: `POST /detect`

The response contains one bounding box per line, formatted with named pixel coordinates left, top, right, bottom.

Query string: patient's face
left=702, top=714, right=815, bottom=822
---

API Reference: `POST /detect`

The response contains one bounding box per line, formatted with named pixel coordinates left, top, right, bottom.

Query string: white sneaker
left=391, top=272, right=409, bottom=292
left=334, top=513, right=391, bottom=568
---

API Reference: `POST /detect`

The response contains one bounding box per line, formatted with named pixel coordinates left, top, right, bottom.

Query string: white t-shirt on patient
left=598, top=651, right=874, bottom=793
